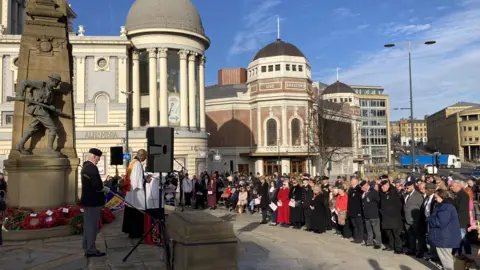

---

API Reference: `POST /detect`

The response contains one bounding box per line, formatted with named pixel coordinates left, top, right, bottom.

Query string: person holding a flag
left=122, top=149, right=149, bottom=238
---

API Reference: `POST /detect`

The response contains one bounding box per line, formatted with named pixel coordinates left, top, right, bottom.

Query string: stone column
left=148, top=48, right=158, bottom=126
left=179, top=50, right=189, bottom=127
left=158, top=48, right=168, bottom=126
left=188, top=52, right=197, bottom=129
left=199, top=55, right=206, bottom=130
left=132, top=51, right=141, bottom=128
left=257, top=108, right=262, bottom=146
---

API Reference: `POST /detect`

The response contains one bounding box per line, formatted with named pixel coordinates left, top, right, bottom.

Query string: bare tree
left=306, top=94, right=361, bottom=175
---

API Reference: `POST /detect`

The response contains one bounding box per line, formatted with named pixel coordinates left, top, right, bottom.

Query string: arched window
left=95, top=94, right=109, bottom=125
left=291, top=118, right=301, bottom=146
left=266, top=119, right=277, bottom=146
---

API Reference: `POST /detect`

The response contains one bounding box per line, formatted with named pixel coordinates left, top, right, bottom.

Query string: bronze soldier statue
left=15, top=74, right=62, bottom=155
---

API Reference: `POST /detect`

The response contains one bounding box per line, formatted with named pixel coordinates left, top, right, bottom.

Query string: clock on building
left=168, top=94, right=180, bottom=125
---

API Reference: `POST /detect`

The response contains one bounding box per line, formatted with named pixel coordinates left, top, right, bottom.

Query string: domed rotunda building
left=0, top=0, right=210, bottom=176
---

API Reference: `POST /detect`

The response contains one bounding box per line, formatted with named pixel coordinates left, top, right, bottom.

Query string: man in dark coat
left=361, top=180, right=382, bottom=249
left=258, top=177, right=270, bottom=224
left=379, top=180, right=404, bottom=254
left=80, top=148, right=108, bottom=257
left=418, top=182, right=438, bottom=259
left=321, top=176, right=332, bottom=230
left=451, top=180, right=471, bottom=255
left=402, top=181, right=424, bottom=256
left=348, top=176, right=364, bottom=243
left=302, top=178, right=314, bottom=231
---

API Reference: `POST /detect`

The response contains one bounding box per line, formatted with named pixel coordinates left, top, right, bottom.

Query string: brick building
left=205, top=39, right=361, bottom=176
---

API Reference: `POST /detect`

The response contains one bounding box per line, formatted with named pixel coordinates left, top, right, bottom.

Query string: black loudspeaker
left=146, top=127, right=174, bottom=173
left=110, top=146, right=123, bottom=165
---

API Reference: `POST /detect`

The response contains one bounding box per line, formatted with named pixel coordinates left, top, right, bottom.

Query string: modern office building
left=427, top=102, right=480, bottom=161
left=351, top=85, right=390, bottom=164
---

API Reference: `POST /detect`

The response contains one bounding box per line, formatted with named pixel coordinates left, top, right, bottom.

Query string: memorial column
left=132, top=51, right=141, bottom=128
left=158, top=48, right=168, bottom=126
left=179, top=50, right=189, bottom=127
left=188, top=52, right=197, bottom=129
left=148, top=48, right=158, bottom=126
left=198, top=55, right=206, bottom=130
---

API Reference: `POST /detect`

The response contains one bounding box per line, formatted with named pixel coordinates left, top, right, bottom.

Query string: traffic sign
left=123, top=153, right=131, bottom=160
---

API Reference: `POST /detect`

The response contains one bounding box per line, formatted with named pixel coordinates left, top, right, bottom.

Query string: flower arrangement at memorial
left=2, top=205, right=115, bottom=234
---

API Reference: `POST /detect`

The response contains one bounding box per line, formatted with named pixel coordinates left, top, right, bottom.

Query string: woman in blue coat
left=427, top=189, right=461, bottom=270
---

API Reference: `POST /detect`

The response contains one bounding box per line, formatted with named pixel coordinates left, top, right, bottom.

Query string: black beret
left=426, top=183, right=437, bottom=189
left=89, top=148, right=102, bottom=157
left=360, top=180, right=368, bottom=187
left=380, top=180, right=389, bottom=186
left=380, top=174, right=389, bottom=179
left=404, top=181, right=414, bottom=187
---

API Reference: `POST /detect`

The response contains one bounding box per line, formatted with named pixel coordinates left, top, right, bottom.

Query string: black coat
left=258, top=181, right=270, bottom=209
left=80, top=161, right=106, bottom=207
left=453, top=189, right=470, bottom=228
left=0, top=179, right=6, bottom=193
left=379, top=187, right=403, bottom=229
left=289, top=185, right=304, bottom=223
left=302, top=186, right=314, bottom=208
left=310, top=193, right=327, bottom=233
left=347, top=185, right=363, bottom=217
left=362, top=190, right=380, bottom=219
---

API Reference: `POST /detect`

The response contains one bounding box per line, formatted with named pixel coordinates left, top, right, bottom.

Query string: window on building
left=379, top=101, right=385, bottom=107
left=469, top=137, right=473, bottom=142
left=266, top=119, right=278, bottom=146
left=275, top=64, right=280, bottom=71
left=464, top=126, right=467, bottom=131
left=286, top=64, right=290, bottom=71
left=298, top=65, right=303, bottom=72
left=95, top=94, right=109, bottom=125
left=292, top=65, right=297, bottom=71
left=361, top=139, right=368, bottom=145
left=469, top=126, right=472, bottom=131
left=362, top=121, right=368, bottom=126
left=268, top=65, right=273, bottom=72
left=261, top=66, right=266, bottom=73
left=349, top=98, right=352, bottom=102
left=475, top=126, right=479, bottom=131
left=291, top=119, right=301, bottom=146
left=2, top=112, right=13, bottom=126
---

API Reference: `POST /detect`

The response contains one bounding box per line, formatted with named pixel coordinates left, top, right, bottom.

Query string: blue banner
left=105, top=190, right=125, bottom=212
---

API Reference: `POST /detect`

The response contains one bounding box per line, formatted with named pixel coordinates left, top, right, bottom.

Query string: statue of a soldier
left=15, top=74, right=63, bottom=155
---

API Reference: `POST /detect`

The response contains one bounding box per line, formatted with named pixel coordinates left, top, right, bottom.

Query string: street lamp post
left=121, top=91, right=133, bottom=164
left=384, top=40, right=436, bottom=172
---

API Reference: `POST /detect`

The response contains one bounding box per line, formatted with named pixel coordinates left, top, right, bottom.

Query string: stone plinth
left=2, top=225, right=75, bottom=241
left=4, top=156, right=79, bottom=210
left=166, top=211, right=238, bottom=270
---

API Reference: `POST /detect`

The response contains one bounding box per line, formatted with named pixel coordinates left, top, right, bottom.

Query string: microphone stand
left=173, top=158, right=187, bottom=212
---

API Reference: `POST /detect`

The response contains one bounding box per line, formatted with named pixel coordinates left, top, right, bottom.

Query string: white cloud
left=333, top=7, right=359, bottom=18
left=357, top=24, right=370, bottom=30
left=385, top=23, right=431, bottom=35
left=437, top=6, right=448, bottom=10
left=228, top=0, right=281, bottom=56
left=319, top=3, right=480, bottom=119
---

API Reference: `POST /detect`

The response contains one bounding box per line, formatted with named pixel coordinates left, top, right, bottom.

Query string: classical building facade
left=0, top=0, right=210, bottom=176
left=206, top=39, right=362, bottom=177
left=427, top=102, right=480, bottom=161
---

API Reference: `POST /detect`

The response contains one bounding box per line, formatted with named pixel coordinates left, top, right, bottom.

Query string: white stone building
left=0, top=0, right=210, bottom=177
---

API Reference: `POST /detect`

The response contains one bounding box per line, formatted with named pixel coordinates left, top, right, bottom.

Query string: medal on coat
left=367, top=197, right=370, bottom=203
left=386, top=195, right=390, bottom=200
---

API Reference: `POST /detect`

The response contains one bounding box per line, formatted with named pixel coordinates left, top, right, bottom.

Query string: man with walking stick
left=80, top=148, right=109, bottom=257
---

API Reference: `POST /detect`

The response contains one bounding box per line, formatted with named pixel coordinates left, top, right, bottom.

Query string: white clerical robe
left=146, top=173, right=161, bottom=209
left=125, top=160, right=147, bottom=210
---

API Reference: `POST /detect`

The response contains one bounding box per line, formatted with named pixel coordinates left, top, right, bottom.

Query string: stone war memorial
left=4, top=0, right=79, bottom=212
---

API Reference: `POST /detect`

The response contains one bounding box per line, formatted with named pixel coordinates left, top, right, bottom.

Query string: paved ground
left=1, top=207, right=443, bottom=270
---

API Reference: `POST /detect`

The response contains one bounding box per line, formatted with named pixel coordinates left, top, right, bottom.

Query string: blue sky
left=69, top=0, right=480, bottom=120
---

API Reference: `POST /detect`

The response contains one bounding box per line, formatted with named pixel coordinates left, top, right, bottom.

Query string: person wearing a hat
left=80, top=148, right=109, bottom=257
left=403, top=180, right=424, bottom=256
left=379, top=180, right=403, bottom=254
left=15, top=74, right=63, bottom=155
left=360, top=180, right=382, bottom=249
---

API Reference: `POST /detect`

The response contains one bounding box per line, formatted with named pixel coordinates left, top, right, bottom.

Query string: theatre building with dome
left=0, top=0, right=211, bottom=176
left=206, top=39, right=365, bottom=176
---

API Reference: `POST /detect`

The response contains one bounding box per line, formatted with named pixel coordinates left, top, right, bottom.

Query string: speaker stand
left=173, top=158, right=188, bottom=213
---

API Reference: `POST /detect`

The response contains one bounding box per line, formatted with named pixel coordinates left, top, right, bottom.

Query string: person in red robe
left=207, top=175, right=217, bottom=210
left=277, top=180, right=290, bottom=227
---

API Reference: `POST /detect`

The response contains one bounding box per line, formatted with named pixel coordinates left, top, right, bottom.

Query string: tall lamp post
left=121, top=91, right=133, bottom=165
left=384, top=40, right=436, bottom=172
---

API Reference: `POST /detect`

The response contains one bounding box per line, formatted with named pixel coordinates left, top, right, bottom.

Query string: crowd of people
left=179, top=171, right=479, bottom=270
